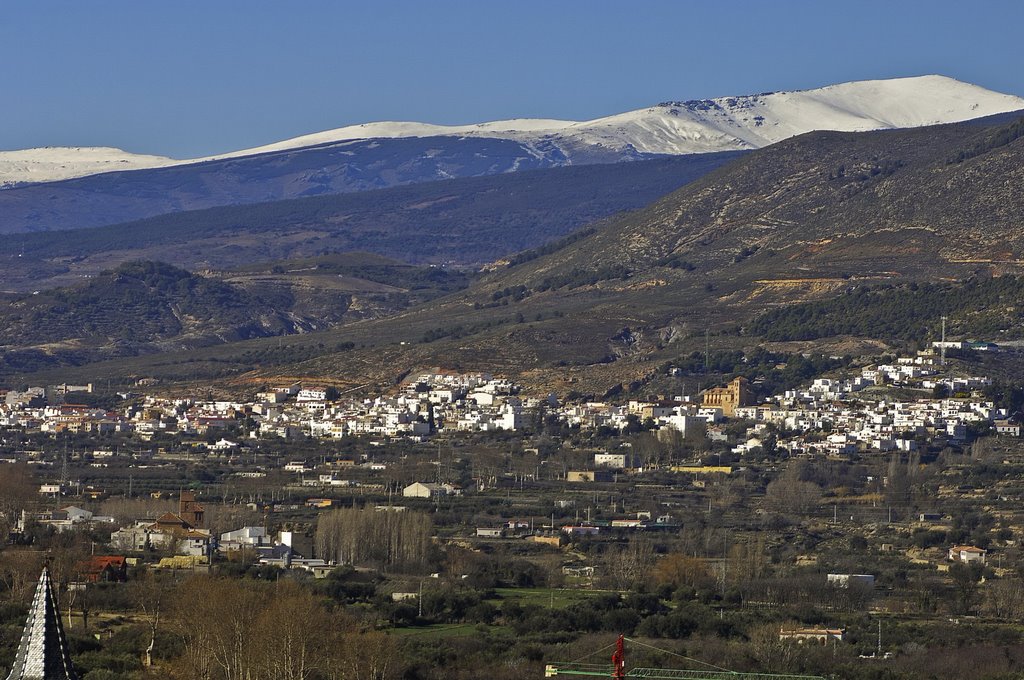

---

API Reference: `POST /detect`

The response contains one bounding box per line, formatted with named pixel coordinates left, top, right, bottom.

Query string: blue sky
left=2, top=0, right=1022, bottom=158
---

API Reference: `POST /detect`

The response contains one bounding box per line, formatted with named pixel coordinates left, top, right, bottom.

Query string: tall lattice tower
left=4, top=568, right=79, bottom=680
left=940, top=315, right=948, bottom=366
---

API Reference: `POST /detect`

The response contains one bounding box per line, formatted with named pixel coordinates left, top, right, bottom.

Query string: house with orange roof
left=78, top=555, right=128, bottom=583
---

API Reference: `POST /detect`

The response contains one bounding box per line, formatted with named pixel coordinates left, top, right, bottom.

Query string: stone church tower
left=701, top=376, right=753, bottom=417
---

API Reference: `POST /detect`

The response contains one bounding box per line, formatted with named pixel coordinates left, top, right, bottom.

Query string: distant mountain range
left=3, top=75, right=1022, bottom=185
left=9, top=112, right=1024, bottom=392
left=222, top=74, right=1023, bottom=156
left=0, top=75, right=1021, bottom=234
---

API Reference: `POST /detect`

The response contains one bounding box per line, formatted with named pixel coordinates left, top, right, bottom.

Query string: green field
left=388, top=587, right=617, bottom=639
left=489, top=587, right=617, bottom=607
left=389, top=623, right=491, bottom=639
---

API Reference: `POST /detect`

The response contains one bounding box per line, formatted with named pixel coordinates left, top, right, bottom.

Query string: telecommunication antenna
left=60, top=439, right=69, bottom=488
left=436, top=441, right=442, bottom=484
left=940, top=316, right=948, bottom=366
left=705, top=329, right=710, bottom=374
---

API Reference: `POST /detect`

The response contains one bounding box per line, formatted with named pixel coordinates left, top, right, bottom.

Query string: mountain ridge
left=1, top=75, right=1019, bottom=238
left=0, top=256, right=472, bottom=373
left=3, top=75, right=1021, bottom=188
left=0, top=154, right=740, bottom=291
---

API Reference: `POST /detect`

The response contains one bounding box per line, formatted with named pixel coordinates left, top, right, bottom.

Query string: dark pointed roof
left=4, top=568, right=78, bottom=680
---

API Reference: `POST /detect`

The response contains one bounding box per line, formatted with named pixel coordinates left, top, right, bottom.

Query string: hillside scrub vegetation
left=748, top=277, right=1024, bottom=342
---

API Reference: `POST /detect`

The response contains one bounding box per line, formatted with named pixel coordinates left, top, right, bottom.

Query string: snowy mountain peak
left=0, top=146, right=174, bottom=187
left=585, top=75, right=1024, bottom=154
left=2, top=75, right=1022, bottom=187
left=217, top=75, right=1024, bottom=158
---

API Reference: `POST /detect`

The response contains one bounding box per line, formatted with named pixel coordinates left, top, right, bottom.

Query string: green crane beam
left=545, top=662, right=826, bottom=680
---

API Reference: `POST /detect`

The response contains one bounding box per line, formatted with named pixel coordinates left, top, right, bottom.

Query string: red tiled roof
left=81, top=556, right=126, bottom=574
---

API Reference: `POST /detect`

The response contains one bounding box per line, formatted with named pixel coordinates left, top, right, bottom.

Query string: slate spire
left=4, top=567, right=78, bottom=680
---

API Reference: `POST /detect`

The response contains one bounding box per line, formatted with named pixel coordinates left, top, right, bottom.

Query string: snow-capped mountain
left=232, top=75, right=1024, bottom=156
left=2, top=75, right=1020, bottom=188
left=0, top=146, right=175, bottom=187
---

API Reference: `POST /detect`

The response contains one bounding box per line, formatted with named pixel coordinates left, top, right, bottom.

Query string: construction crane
left=545, top=636, right=827, bottom=680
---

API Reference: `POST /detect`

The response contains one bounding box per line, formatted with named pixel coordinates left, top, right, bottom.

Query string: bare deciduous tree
left=749, top=622, right=810, bottom=674
left=328, top=629, right=396, bottom=680
left=765, top=464, right=822, bottom=517
left=606, top=538, right=654, bottom=590
left=984, top=578, right=1024, bottom=619
left=651, top=552, right=714, bottom=592
left=169, top=575, right=391, bottom=680
left=0, top=464, right=37, bottom=536
left=0, top=550, right=44, bottom=605
left=131, top=570, right=179, bottom=667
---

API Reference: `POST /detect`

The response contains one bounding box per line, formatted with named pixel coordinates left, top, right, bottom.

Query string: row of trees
left=315, top=508, right=432, bottom=572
